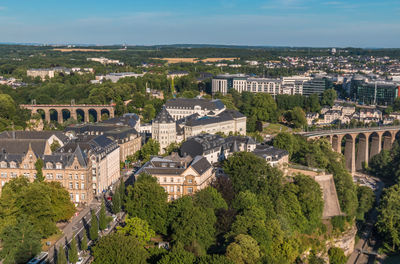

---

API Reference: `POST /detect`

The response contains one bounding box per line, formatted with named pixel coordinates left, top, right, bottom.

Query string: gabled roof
left=0, top=139, right=48, bottom=156
left=0, top=131, right=69, bottom=143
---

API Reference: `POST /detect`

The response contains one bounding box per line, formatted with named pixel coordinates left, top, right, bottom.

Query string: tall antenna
left=374, top=81, right=377, bottom=105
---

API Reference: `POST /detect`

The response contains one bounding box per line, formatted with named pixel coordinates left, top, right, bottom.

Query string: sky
left=0, top=0, right=399, bottom=48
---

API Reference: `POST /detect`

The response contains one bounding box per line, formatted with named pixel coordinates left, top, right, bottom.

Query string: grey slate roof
left=153, top=107, right=175, bottom=124
left=165, top=98, right=225, bottom=111
left=0, top=139, right=48, bottom=156
left=184, top=109, right=245, bottom=127
left=0, top=131, right=69, bottom=143
left=252, top=145, right=289, bottom=161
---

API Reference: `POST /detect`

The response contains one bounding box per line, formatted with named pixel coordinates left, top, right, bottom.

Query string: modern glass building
left=350, top=80, right=399, bottom=106
left=302, top=77, right=331, bottom=96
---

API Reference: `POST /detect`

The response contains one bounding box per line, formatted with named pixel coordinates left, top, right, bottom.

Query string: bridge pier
left=58, top=111, right=63, bottom=124
left=344, top=135, right=356, bottom=172
left=71, top=109, right=77, bottom=120
left=84, top=109, right=89, bottom=123
left=369, top=133, right=382, bottom=160
left=44, top=109, right=51, bottom=123
left=332, top=135, right=344, bottom=153
left=356, top=134, right=369, bottom=171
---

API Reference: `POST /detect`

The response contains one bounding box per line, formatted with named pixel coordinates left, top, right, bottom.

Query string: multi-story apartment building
left=27, top=68, right=55, bottom=80
left=212, top=74, right=311, bottom=96
left=0, top=136, right=93, bottom=204
left=165, top=98, right=226, bottom=121
left=58, top=135, right=120, bottom=196
left=135, top=154, right=215, bottom=201
left=302, top=77, right=331, bottom=96
left=152, top=107, right=177, bottom=154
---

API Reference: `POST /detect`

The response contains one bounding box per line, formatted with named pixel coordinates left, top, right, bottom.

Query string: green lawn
left=263, top=123, right=301, bottom=135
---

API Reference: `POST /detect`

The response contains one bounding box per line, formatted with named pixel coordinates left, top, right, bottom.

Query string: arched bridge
left=20, top=104, right=115, bottom=124
left=299, top=126, right=400, bottom=172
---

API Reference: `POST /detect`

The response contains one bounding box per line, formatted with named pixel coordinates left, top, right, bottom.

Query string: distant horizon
left=0, top=0, right=399, bottom=48
left=0, top=42, right=396, bottom=50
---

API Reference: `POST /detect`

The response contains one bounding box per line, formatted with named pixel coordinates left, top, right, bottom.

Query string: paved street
left=46, top=172, right=132, bottom=264
left=346, top=177, right=385, bottom=264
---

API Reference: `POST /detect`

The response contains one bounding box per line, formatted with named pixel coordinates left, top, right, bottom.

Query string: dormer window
left=46, top=163, right=53, bottom=169
left=0, top=161, right=7, bottom=168
left=10, top=162, right=16, bottom=168
left=56, top=163, right=62, bottom=169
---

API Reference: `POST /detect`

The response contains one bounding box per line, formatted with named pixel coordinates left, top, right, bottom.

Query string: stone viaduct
left=20, top=104, right=115, bottom=124
left=300, top=126, right=400, bottom=173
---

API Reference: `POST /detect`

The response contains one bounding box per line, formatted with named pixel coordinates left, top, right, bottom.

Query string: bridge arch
left=49, top=109, right=59, bottom=123
left=62, top=109, right=71, bottom=123
left=76, top=109, right=85, bottom=123
left=88, top=108, right=98, bottom=122
left=100, top=109, right=110, bottom=121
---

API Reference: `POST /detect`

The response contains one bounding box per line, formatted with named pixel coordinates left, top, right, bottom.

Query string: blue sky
left=0, top=0, right=399, bottom=47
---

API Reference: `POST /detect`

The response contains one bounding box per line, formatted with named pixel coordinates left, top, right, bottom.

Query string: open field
left=53, top=48, right=111, bottom=52
left=152, top=57, right=239, bottom=63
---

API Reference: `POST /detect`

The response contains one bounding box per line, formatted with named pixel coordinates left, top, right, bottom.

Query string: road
left=46, top=171, right=133, bottom=263
left=346, top=177, right=385, bottom=264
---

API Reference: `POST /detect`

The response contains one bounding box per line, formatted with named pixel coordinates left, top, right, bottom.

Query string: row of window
left=68, top=182, right=85, bottom=190
left=0, top=172, right=18, bottom=178
left=163, top=186, right=193, bottom=194
left=46, top=173, right=85, bottom=180
left=158, top=177, right=193, bottom=184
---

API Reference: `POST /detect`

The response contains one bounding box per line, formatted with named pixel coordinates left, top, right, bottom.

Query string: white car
left=76, top=257, right=84, bottom=264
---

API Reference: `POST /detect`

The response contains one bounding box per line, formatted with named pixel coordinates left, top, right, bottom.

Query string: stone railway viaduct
left=300, top=126, right=400, bottom=173
left=20, top=104, right=115, bottom=124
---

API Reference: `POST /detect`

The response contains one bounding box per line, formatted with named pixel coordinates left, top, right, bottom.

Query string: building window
left=164, top=177, right=167, bottom=183
left=24, top=164, right=28, bottom=169
left=69, top=174, right=72, bottom=180
left=46, top=173, right=53, bottom=179
left=1, top=172, right=7, bottom=178
left=177, top=186, right=180, bottom=192
left=70, top=193, right=73, bottom=200
left=56, top=174, right=63, bottom=179
left=69, top=182, right=73, bottom=189
left=0, top=162, right=7, bottom=168
left=46, top=163, right=53, bottom=169
left=81, top=174, right=84, bottom=180
left=75, top=174, right=79, bottom=180
left=170, top=177, right=174, bottom=182
left=75, top=183, right=79, bottom=189
left=170, top=186, right=174, bottom=192
left=10, top=162, right=16, bottom=168
left=56, top=163, right=62, bottom=169
left=81, top=183, right=85, bottom=190
left=188, top=179, right=193, bottom=183
left=187, top=187, right=193, bottom=194
left=81, top=193, right=85, bottom=200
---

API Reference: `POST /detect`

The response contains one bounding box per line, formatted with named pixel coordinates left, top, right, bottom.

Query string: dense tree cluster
left=92, top=152, right=329, bottom=263
left=0, top=177, right=75, bottom=263
left=273, top=133, right=359, bottom=217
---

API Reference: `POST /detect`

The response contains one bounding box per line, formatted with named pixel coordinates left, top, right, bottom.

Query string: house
left=135, top=154, right=215, bottom=201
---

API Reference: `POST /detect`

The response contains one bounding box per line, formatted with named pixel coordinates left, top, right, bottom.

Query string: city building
left=180, top=134, right=256, bottom=164
left=87, top=57, right=124, bottom=65
left=27, top=68, right=55, bottom=80
left=182, top=109, right=246, bottom=139
left=165, top=98, right=226, bottom=121
left=152, top=107, right=177, bottom=154
left=350, top=79, right=399, bottom=105
left=95, top=72, right=146, bottom=83
left=211, top=74, right=311, bottom=95
left=0, top=132, right=94, bottom=204
left=302, top=77, right=330, bottom=96
left=252, top=145, right=289, bottom=168
left=58, top=135, right=120, bottom=196
left=65, top=123, right=141, bottom=162
left=135, top=154, right=215, bottom=201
